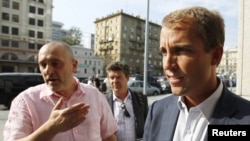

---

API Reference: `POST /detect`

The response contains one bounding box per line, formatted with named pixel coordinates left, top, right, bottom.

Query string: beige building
left=217, top=47, right=238, bottom=75
left=237, top=0, right=250, bottom=100
left=94, top=10, right=163, bottom=76
left=0, top=0, right=52, bottom=72
left=71, top=45, right=104, bottom=79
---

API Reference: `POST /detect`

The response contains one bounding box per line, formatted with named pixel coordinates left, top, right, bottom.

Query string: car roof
left=128, top=80, right=148, bottom=85
left=128, top=80, right=143, bottom=82
left=0, top=72, right=42, bottom=76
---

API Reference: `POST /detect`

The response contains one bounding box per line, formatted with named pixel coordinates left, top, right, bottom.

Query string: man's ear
left=212, top=46, right=223, bottom=66
left=73, top=59, right=78, bottom=73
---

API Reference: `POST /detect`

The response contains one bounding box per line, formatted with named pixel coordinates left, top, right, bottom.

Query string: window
left=12, top=14, right=19, bottom=22
left=38, top=0, right=44, bottom=3
left=29, top=30, right=35, bottom=37
left=2, top=13, right=9, bottom=20
left=37, top=31, right=43, bottom=39
left=28, top=67, right=35, bottom=72
left=2, top=0, right=10, bottom=8
left=12, top=2, right=19, bottom=10
left=29, top=6, right=36, bottom=13
left=11, top=41, right=19, bottom=48
left=28, top=43, right=35, bottom=49
left=2, top=26, right=9, bottom=34
left=38, top=8, right=44, bottom=15
left=12, top=27, right=18, bottom=35
left=1, top=39, right=9, bottom=47
left=37, top=44, right=43, bottom=50
left=29, top=18, right=35, bottom=25
left=37, top=20, right=43, bottom=27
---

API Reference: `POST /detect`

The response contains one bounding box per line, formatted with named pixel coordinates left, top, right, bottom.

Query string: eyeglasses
left=120, top=103, right=130, bottom=117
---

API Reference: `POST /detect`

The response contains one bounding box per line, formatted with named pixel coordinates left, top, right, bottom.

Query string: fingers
left=66, top=104, right=90, bottom=129
left=63, top=103, right=89, bottom=115
left=53, top=97, right=64, bottom=110
left=62, top=103, right=89, bottom=120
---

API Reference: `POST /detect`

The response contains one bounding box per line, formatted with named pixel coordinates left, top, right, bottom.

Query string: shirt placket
left=183, top=109, right=200, bottom=141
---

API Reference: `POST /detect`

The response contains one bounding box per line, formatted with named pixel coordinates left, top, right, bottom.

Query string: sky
left=52, top=0, right=239, bottom=49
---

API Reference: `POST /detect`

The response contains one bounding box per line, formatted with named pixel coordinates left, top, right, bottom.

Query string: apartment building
left=217, top=47, right=238, bottom=75
left=71, top=45, right=104, bottom=78
left=94, top=10, right=163, bottom=76
left=0, top=0, right=52, bottom=72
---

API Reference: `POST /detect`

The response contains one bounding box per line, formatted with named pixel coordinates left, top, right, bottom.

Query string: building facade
left=52, top=21, right=67, bottom=41
left=0, top=0, right=52, bottom=72
left=217, top=47, right=238, bottom=75
left=71, top=45, right=104, bottom=79
left=94, top=10, right=163, bottom=76
left=237, top=0, right=250, bottom=100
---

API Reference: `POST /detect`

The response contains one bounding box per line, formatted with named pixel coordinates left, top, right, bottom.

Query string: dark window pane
left=2, top=13, right=9, bottom=20
left=28, top=43, right=35, bottom=49
left=1, top=39, right=9, bottom=47
left=29, top=6, right=35, bottom=13
left=2, top=0, right=10, bottom=8
left=12, top=14, right=19, bottom=22
left=37, top=32, right=43, bottom=39
left=2, top=26, right=9, bottom=34
left=29, top=18, right=35, bottom=25
left=37, top=44, right=43, bottom=50
left=38, top=8, right=44, bottom=15
left=11, top=41, right=19, bottom=48
left=29, top=30, right=35, bottom=37
left=37, top=20, right=43, bottom=27
left=12, top=27, right=18, bottom=35
left=12, top=2, right=19, bottom=10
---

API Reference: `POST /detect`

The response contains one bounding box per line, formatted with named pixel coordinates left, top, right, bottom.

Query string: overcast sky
left=52, top=0, right=239, bottom=49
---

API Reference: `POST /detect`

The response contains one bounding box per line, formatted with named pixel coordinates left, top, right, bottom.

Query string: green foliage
left=61, top=27, right=82, bottom=45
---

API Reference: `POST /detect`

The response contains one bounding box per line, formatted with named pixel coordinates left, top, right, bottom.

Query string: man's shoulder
left=11, top=84, right=46, bottom=106
left=131, top=91, right=147, bottom=99
left=105, top=92, right=112, bottom=100
left=228, top=92, right=250, bottom=109
left=222, top=88, right=250, bottom=106
left=20, top=83, right=46, bottom=95
left=151, top=94, right=178, bottom=108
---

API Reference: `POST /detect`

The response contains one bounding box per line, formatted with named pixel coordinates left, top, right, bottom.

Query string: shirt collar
left=112, top=90, right=132, bottom=102
left=177, top=80, right=223, bottom=119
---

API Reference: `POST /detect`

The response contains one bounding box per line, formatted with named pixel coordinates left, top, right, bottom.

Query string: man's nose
left=44, top=64, right=54, bottom=74
left=163, top=53, right=177, bottom=70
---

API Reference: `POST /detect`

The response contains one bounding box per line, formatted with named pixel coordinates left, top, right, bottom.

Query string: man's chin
left=171, top=87, right=184, bottom=95
left=47, top=83, right=60, bottom=92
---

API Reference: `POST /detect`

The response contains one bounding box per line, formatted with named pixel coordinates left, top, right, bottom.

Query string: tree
left=61, top=27, right=82, bottom=45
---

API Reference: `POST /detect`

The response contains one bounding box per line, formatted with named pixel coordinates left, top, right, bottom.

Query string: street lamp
left=143, top=0, right=150, bottom=95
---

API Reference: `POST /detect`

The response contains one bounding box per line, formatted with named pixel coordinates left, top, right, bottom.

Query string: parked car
left=77, top=77, right=88, bottom=83
left=160, top=80, right=172, bottom=94
left=130, top=75, right=163, bottom=93
left=0, top=72, right=44, bottom=108
left=127, top=80, right=160, bottom=96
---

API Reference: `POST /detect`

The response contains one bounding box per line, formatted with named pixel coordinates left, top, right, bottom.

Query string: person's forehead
left=39, top=45, right=68, bottom=56
left=108, top=70, right=125, bottom=76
